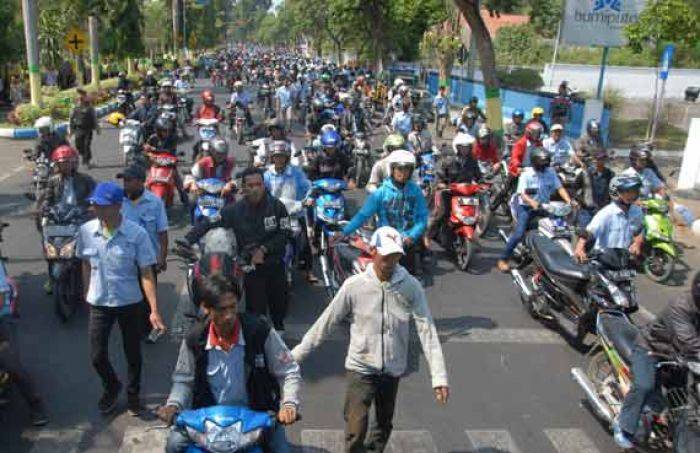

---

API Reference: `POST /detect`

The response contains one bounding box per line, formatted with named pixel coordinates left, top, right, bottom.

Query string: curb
left=0, top=101, right=118, bottom=140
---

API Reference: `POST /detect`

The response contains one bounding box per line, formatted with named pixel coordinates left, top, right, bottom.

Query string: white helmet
left=234, top=80, right=244, bottom=88
left=386, top=149, right=416, bottom=168
left=398, top=85, right=409, bottom=95
left=320, top=124, right=337, bottom=134
left=34, top=116, right=53, bottom=133
left=147, top=70, right=154, bottom=76
left=160, top=79, right=173, bottom=88
left=393, top=77, right=404, bottom=87
left=452, top=132, right=475, bottom=154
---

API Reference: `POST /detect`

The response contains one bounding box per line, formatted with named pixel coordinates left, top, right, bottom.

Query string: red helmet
left=201, top=90, right=214, bottom=101
left=525, top=121, right=544, bottom=140
left=51, top=145, right=78, bottom=163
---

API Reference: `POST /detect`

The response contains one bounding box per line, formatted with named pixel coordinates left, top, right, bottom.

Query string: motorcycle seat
left=597, top=311, right=639, bottom=365
left=528, top=232, right=589, bottom=282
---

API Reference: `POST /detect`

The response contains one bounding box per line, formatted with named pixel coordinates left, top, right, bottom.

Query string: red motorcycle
left=146, top=152, right=178, bottom=208
left=435, top=182, right=489, bottom=271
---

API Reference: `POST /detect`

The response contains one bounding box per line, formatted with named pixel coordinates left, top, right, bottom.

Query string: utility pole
left=21, top=0, right=41, bottom=106
left=88, top=16, right=100, bottom=88
left=172, top=0, right=180, bottom=54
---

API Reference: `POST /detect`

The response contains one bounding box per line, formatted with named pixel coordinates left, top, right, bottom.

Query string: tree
left=0, top=0, right=25, bottom=65
left=528, top=0, right=561, bottom=39
left=624, top=0, right=699, bottom=55
left=453, top=0, right=503, bottom=131
left=494, top=23, right=547, bottom=66
left=420, top=5, right=462, bottom=85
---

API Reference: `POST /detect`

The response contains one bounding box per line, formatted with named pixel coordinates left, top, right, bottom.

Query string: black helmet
left=629, top=147, right=650, bottom=163
left=155, top=117, right=171, bottom=132
left=530, top=147, right=551, bottom=170
left=609, top=174, right=642, bottom=201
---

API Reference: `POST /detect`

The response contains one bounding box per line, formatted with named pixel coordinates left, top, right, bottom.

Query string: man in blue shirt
left=622, top=147, right=665, bottom=199
left=574, top=174, right=644, bottom=262
left=77, top=182, right=167, bottom=416
left=432, top=85, right=449, bottom=138
left=275, top=78, right=294, bottom=133
left=497, top=148, right=572, bottom=272
left=391, top=99, right=413, bottom=138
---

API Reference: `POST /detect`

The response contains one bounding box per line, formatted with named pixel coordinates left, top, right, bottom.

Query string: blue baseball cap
left=88, top=182, right=125, bottom=206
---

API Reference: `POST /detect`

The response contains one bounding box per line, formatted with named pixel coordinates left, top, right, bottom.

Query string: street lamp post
left=21, top=0, right=42, bottom=106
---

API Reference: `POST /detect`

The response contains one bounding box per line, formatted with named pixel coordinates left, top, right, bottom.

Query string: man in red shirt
left=193, top=90, right=224, bottom=122
left=472, top=125, right=500, bottom=172
left=508, top=122, right=543, bottom=177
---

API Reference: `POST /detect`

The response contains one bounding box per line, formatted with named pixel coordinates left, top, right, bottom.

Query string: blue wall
left=426, top=71, right=611, bottom=145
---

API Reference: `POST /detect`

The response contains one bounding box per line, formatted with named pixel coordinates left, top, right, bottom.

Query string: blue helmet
left=321, top=130, right=341, bottom=148
left=512, top=109, right=524, bottom=119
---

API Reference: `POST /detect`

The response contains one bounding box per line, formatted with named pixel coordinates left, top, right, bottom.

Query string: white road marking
left=0, top=165, right=25, bottom=183
left=465, top=429, right=522, bottom=453
left=301, top=429, right=345, bottom=453
left=388, top=430, right=437, bottom=453
left=544, top=428, right=601, bottom=453
left=28, top=422, right=90, bottom=453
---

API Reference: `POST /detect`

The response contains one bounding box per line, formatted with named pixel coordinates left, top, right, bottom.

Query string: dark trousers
left=0, top=318, right=42, bottom=409
left=427, top=189, right=452, bottom=238
left=74, top=130, right=93, bottom=164
left=243, top=262, right=288, bottom=331
left=297, top=217, right=312, bottom=272
left=618, top=345, right=658, bottom=436
left=344, top=371, right=400, bottom=453
left=89, top=303, right=143, bottom=396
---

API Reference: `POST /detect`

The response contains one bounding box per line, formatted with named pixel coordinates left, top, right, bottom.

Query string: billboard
left=561, top=0, right=646, bottom=47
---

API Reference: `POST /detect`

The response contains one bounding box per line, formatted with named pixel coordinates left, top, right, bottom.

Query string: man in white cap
left=542, top=123, right=577, bottom=168
left=291, top=226, right=449, bottom=453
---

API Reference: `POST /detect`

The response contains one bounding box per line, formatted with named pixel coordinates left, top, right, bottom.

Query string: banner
left=561, top=0, right=646, bottom=47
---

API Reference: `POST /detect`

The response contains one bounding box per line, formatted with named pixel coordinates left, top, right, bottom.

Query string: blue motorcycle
left=307, top=178, right=347, bottom=300
left=174, top=405, right=275, bottom=453
left=192, top=178, right=227, bottom=226
left=418, top=150, right=437, bottom=200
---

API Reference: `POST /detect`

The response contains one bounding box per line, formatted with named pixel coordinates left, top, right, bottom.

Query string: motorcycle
left=146, top=152, right=179, bottom=208
left=192, top=178, right=227, bottom=226
left=116, top=89, right=134, bottom=115
left=228, top=103, right=248, bottom=145
left=512, top=242, right=638, bottom=346
left=418, top=148, right=439, bottom=201
left=258, top=84, right=274, bottom=120
left=572, top=311, right=700, bottom=452
left=22, top=148, right=51, bottom=203
left=192, top=118, right=220, bottom=162
left=119, top=119, right=146, bottom=167
left=351, top=132, right=373, bottom=188
left=640, top=197, right=677, bottom=283
left=308, top=178, right=347, bottom=300
left=42, top=203, right=85, bottom=322
left=433, top=183, right=490, bottom=272
left=159, top=103, right=188, bottom=140
left=172, top=405, right=280, bottom=453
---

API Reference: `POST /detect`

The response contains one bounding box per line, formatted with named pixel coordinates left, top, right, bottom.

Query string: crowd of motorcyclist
left=8, top=45, right=700, bottom=452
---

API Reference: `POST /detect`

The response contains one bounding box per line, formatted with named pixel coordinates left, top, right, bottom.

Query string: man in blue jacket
left=334, top=150, right=428, bottom=274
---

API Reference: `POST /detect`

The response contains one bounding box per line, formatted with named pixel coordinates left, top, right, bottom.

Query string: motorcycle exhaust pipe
left=510, top=269, right=533, bottom=298
left=571, top=367, right=614, bottom=424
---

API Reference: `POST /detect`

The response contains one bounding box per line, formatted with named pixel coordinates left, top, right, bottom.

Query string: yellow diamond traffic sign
left=64, top=28, right=87, bottom=54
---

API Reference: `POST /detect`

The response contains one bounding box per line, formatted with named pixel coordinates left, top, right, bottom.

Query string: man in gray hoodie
left=292, top=226, right=449, bottom=453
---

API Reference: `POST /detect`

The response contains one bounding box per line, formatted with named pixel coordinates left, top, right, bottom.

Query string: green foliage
left=101, top=0, right=145, bottom=58
left=610, top=118, right=686, bottom=151
left=494, top=24, right=548, bottom=66
left=0, top=0, right=24, bottom=65
left=37, top=2, right=77, bottom=70
left=143, top=0, right=171, bottom=52
left=527, top=0, right=561, bottom=39
left=497, top=67, right=543, bottom=90
left=624, top=0, right=700, bottom=54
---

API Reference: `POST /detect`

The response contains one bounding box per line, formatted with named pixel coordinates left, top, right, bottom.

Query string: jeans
left=0, top=318, right=43, bottom=409
left=89, top=303, right=143, bottom=396
left=344, top=371, right=400, bottom=453
left=618, top=345, right=658, bottom=436
left=243, top=263, right=288, bottom=331
left=501, top=204, right=532, bottom=260
left=577, top=208, right=594, bottom=229
left=165, top=423, right=290, bottom=453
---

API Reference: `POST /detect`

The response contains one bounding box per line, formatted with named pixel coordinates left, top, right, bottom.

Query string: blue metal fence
left=426, top=71, right=611, bottom=144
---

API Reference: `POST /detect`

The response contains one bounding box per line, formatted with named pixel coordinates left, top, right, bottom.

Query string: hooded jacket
left=342, top=177, right=428, bottom=243
left=291, top=263, right=448, bottom=388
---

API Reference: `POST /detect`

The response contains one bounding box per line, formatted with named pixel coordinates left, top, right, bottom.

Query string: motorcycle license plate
left=199, top=197, right=224, bottom=209
left=457, top=197, right=478, bottom=206
left=44, top=224, right=77, bottom=237
left=606, top=269, right=636, bottom=280
left=151, top=175, right=172, bottom=184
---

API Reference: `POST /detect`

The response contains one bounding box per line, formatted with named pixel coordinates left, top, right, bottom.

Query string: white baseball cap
left=370, top=226, right=405, bottom=256
left=551, top=123, right=564, bottom=132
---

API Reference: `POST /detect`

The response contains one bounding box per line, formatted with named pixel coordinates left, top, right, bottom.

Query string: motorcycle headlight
left=187, top=420, right=263, bottom=453
left=59, top=240, right=76, bottom=259
left=45, top=242, right=58, bottom=259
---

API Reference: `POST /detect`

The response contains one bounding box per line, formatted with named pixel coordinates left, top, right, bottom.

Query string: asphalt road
left=0, top=80, right=697, bottom=453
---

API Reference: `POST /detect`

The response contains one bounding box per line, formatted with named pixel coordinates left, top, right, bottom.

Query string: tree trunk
left=438, top=56, right=454, bottom=86
left=454, top=0, right=503, bottom=133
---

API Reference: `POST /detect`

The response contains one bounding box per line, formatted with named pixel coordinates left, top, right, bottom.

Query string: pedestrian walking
left=292, top=226, right=449, bottom=453
left=77, top=182, right=167, bottom=415
left=118, top=165, right=169, bottom=340
left=186, top=167, right=291, bottom=335
left=69, top=88, right=100, bottom=168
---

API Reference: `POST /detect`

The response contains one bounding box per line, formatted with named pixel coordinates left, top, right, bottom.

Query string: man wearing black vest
left=157, top=274, right=301, bottom=452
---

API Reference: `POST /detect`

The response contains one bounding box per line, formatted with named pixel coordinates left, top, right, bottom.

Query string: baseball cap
left=370, top=226, right=405, bottom=256
left=88, top=182, right=125, bottom=206
left=116, top=165, right=146, bottom=181
left=551, top=124, right=564, bottom=132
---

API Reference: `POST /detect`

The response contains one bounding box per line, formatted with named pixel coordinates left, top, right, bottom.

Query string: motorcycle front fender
left=649, top=240, right=677, bottom=258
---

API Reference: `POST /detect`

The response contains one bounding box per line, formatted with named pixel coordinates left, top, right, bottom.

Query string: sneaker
left=98, top=381, right=122, bottom=415
left=612, top=421, right=634, bottom=449
left=127, top=394, right=142, bottom=417
left=29, top=402, right=49, bottom=426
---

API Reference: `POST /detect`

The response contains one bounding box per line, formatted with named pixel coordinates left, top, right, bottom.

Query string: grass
left=610, top=118, right=687, bottom=151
